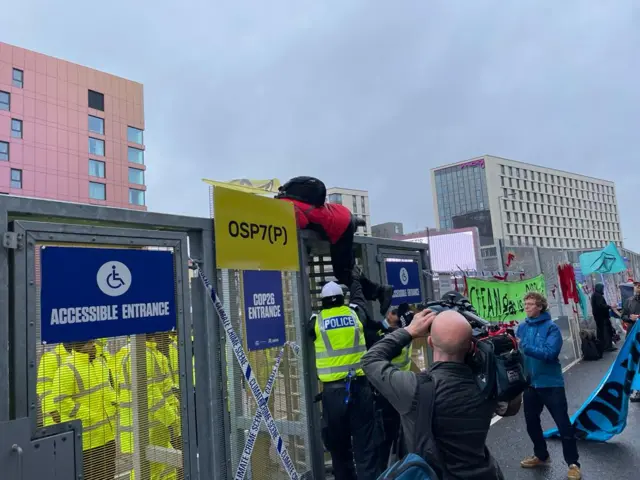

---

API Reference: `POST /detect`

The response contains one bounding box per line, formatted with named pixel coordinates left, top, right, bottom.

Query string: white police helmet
left=321, top=281, right=343, bottom=298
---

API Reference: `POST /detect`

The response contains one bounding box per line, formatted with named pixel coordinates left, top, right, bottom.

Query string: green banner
left=466, top=274, right=546, bottom=322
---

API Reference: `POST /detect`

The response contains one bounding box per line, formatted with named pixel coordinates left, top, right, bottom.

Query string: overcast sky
left=4, top=1, right=639, bottom=249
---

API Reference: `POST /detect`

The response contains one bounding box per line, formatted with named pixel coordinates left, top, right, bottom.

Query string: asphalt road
left=487, top=350, right=640, bottom=479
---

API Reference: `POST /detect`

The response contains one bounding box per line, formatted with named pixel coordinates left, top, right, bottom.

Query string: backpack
left=378, top=453, right=439, bottom=480
left=276, top=176, right=326, bottom=207
left=379, top=374, right=442, bottom=480
left=580, top=330, right=602, bottom=361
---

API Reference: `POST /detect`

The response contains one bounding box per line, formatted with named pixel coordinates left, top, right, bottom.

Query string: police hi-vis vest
left=313, top=305, right=367, bottom=382
left=392, top=344, right=413, bottom=371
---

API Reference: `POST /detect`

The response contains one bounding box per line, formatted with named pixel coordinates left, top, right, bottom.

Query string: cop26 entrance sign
left=545, top=321, right=640, bottom=441
left=466, top=274, right=546, bottom=322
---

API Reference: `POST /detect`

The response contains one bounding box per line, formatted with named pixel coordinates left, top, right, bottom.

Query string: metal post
left=190, top=227, right=230, bottom=480
left=0, top=205, right=9, bottom=422
left=296, top=235, right=325, bottom=480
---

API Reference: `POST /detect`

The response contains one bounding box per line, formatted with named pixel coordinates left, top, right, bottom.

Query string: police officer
left=371, top=304, right=414, bottom=471
left=310, top=276, right=383, bottom=480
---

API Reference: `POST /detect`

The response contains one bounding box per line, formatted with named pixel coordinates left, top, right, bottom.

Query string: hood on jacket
left=525, top=310, right=552, bottom=325
left=594, top=283, right=605, bottom=295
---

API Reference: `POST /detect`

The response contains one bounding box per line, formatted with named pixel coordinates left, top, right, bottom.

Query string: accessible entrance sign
left=40, top=246, right=176, bottom=343
left=385, top=260, right=422, bottom=305
left=243, top=270, right=286, bottom=351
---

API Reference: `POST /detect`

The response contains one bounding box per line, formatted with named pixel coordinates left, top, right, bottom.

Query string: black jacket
left=621, top=295, right=640, bottom=324
left=591, top=284, right=610, bottom=321
left=362, top=329, right=503, bottom=480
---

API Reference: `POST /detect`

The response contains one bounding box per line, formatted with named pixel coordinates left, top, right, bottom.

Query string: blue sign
left=545, top=321, right=640, bottom=441
left=243, top=270, right=286, bottom=351
left=40, top=247, right=177, bottom=343
left=385, top=261, right=423, bottom=306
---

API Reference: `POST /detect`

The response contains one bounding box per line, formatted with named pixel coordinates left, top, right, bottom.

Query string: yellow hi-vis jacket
left=391, top=344, right=413, bottom=371
left=313, top=305, right=367, bottom=383
left=95, top=338, right=115, bottom=374
left=37, top=343, right=68, bottom=426
left=50, top=350, right=117, bottom=451
left=115, top=342, right=180, bottom=449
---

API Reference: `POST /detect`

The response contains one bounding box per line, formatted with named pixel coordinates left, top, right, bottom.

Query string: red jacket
left=279, top=198, right=351, bottom=244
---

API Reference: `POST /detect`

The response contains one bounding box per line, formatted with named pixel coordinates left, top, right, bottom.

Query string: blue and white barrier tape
left=194, top=263, right=300, bottom=480
left=236, top=340, right=300, bottom=480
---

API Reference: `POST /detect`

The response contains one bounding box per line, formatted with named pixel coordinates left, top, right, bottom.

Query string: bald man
left=362, top=309, right=504, bottom=480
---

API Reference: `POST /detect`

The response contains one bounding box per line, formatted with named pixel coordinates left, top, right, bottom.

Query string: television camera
left=420, top=291, right=527, bottom=414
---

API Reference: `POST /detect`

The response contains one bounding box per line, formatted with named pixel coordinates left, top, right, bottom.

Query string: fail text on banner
left=466, top=274, right=546, bottom=322
left=213, top=187, right=299, bottom=271
left=40, top=246, right=176, bottom=343
left=385, top=260, right=422, bottom=305
left=243, top=270, right=286, bottom=351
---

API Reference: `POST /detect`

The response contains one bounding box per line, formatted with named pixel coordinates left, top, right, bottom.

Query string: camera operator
left=362, top=308, right=504, bottom=480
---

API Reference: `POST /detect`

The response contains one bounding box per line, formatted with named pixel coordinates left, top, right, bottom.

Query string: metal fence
left=0, top=195, right=433, bottom=480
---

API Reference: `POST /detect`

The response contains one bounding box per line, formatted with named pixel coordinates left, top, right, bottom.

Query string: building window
left=11, top=119, right=23, bottom=138
left=89, top=181, right=106, bottom=200
left=12, top=68, right=23, bottom=88
left=352, top=196, right=358, bottom=212
left=127, top=147, right=144, bottom=164
left=127, top=126, right=144, bottom=144
left=88, top=115, right=105, bottom=135
left=129, top=188, right=145, bottom=206
left=128, top=167, right=144, bottom=185
left=0, top=91, right=9, bottom=111
left=88, top=90, right=105, bottom=111
left=89, top=159, right=106, bottom=178
left=361, top=196, right=366, bottom=213
left=10, top=169, right=22, bottom=189
left=89, top=137, right=105, bottom=156
left=0, top=141, right=8, bottom=161
left=328, top=193, right=342, bottom=204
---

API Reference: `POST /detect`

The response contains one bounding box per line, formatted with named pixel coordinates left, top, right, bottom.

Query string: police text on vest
left=324, top=315, right=356, bottom=330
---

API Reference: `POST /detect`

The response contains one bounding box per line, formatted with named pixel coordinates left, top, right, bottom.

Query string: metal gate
left=297, top=232, right=433, bottom=478
left=0, top=196, right=226, bottom=480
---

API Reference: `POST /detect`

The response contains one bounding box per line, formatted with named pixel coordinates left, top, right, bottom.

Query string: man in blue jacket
left=517, top=291, right=581, bottom=480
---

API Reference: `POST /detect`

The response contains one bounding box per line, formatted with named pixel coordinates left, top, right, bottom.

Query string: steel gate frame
left=0, top=196, right=229, bottom=480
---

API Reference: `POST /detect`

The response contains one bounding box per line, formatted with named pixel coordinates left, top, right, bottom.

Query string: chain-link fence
left=34, top=243, right=187, bottom=480
left=220, top=269, right=312, bottom=480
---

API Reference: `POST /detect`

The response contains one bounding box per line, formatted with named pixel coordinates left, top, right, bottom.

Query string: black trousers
left=594, top=316, right=614, bottom=354
left=329, top=217, right=379, bottom=301
left=83, top=439, right=116, bottom=480
left=321, top=378, right=379, bottom=480
left=375, top=394, right=401, bottom=472
left=523, top=387, right=579, bottom=467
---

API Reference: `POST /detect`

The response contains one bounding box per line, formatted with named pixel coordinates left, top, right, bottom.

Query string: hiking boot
left=631, top=391, right=640, bottom=402
left=520, top=456, right=550, bottom=468
left=568, top=464, right=582, bottom=479
left=378, top=285, right=394, bottom=316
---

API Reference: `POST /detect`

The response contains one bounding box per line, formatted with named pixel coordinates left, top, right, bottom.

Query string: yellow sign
left=213, top=187, right=299, bottom=271
left=203, top=178, right=281, bottom=195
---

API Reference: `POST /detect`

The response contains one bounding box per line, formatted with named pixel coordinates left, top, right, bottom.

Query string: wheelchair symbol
left=97, top=261, right=132, bottom=297
left=399, top=267, right=409, bottom=286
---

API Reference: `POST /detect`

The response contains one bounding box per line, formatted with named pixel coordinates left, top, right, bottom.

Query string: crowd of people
left=310, top=274, right=640, bottom=480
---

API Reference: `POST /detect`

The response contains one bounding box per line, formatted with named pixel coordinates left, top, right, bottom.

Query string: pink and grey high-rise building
left=0, top=42, right=146, bottom=210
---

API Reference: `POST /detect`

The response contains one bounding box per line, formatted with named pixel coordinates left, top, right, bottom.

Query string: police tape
left=236, top=340, right=300, bottom=480
left=193, top=263, right=300, bottom=480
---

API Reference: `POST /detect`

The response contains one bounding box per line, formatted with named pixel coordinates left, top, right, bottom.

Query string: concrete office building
left=372, top=221, right=403, bottom=239
left=0, top=42, right=146, bottom=209
left=327, top=186, right=371, bottom=235
left=430, top=155, right=622, bottom=251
